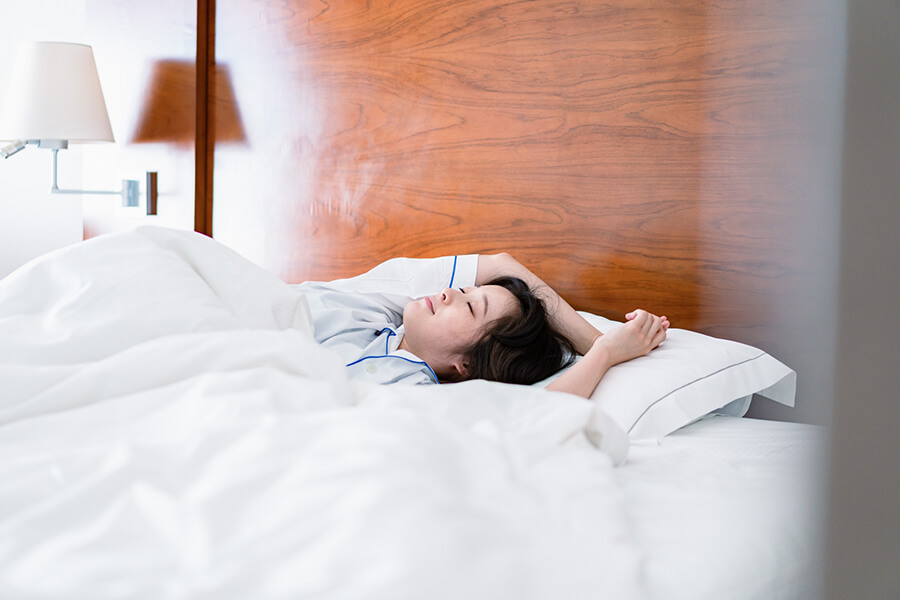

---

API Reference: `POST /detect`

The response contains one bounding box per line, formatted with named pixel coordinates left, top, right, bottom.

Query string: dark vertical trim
left=146, top=171, right=158, bottom=215
left=194, top=0, right=215, bottom=236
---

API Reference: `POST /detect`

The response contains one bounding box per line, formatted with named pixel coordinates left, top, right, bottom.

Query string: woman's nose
left=440, top=288, right=457, bottom=304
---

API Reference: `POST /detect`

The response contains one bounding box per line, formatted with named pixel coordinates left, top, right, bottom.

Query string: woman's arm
left=546, top=309, right=668, bottom=398
left=476, top=253, right=668, bottom=399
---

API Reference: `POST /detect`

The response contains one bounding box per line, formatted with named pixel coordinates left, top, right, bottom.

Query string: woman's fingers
left=628, top=309, right=649, bottom=327
left=652, top=322, right=667, bottom=348
left=653, top=315, right=668, bottom=348
left=624, top=309, right=669, bottom=349
left=626, top=309, right=668, bottom=326
left=648, top=316, right=663, bottom=345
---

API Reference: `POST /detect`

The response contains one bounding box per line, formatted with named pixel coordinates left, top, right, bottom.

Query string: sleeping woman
left=295, top=252, right=668, bottom=399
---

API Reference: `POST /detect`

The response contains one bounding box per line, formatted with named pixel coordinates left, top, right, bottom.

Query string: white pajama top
left=294, top=255, right=479, bottom=385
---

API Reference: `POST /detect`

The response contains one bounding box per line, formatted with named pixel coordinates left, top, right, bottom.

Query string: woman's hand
left=547, top=309, right=668, bottom=399
left=595, top=309, right=669, bottom=367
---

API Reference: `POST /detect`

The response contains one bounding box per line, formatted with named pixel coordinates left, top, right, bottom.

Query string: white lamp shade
left=0, top=42, right=114, bottom=143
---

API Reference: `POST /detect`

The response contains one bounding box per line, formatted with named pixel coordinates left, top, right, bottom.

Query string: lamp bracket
left=39, top=139, right=68, bottom=150
left=49, top=147, right=140, bottom=207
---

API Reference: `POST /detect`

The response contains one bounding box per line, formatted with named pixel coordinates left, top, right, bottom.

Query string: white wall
left=0, top=2, right=90, bottom=278
left=0, top=149, right=83, bottom=278
left=0, top=1, right=189, bottom=278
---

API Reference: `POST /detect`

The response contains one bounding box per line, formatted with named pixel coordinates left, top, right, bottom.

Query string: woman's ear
left=452, top=360, right=470, bottom=380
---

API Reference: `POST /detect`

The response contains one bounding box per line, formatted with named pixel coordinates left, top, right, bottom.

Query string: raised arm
left=476, top=253, right=668, bottom=399
left=476, top=253, right=601, bottom=354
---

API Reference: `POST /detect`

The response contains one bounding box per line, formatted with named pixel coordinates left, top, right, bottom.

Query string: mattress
left=617, top=415, right=826, bottom=600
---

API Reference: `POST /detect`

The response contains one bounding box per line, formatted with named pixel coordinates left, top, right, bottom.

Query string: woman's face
left=400, top=285, right=517, bottom=379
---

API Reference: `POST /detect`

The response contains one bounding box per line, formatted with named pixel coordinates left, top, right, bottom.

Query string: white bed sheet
left=0, top=226, right=824, bottom=600
left=0, top=226, right=640, bottom=599
left=617, top=415, right=826, bottom=600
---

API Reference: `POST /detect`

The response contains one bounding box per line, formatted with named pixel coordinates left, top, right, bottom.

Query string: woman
left=295, top=252, right=668, bottom=399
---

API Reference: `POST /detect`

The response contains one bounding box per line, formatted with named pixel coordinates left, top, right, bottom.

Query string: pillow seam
left=626, top=351, right=767, bottom=434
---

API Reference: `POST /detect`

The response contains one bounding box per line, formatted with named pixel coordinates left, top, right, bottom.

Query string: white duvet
left=0, top=227, right=642, bottom=599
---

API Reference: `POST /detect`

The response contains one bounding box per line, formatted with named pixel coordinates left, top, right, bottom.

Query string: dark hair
left=448, top=276, right=576, bottom=385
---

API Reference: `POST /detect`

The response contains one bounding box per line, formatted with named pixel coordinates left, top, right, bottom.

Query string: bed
left=0, top=226, right=824, bottom=599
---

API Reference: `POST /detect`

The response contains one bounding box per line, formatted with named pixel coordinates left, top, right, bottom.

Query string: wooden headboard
left=206, top=0, right=837, bottom=423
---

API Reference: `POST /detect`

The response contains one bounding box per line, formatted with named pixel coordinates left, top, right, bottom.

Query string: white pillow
left=543, top=313, right=796, bottom=441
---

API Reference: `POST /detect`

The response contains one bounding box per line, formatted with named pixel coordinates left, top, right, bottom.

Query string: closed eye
left=459, top=288, right=475, bottom=316
left=459, top=288, right=477, bottom=317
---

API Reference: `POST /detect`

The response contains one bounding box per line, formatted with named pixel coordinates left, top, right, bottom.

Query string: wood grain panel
left=214, top=1, right=707, bottom=316
left=213, top=0, right=839, bottom=422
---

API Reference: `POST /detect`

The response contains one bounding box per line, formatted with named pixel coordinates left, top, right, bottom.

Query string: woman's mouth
left=425, top=296, right=434, bottom=314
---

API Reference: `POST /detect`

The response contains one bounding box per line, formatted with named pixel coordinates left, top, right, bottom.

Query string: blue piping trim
left=345, top=355, right=439, bottom=384
left=448, top=255, right=458, bottom=289
left=378, top=327, right=397, bottom=354
left=345, top=327, right=439, bottom=383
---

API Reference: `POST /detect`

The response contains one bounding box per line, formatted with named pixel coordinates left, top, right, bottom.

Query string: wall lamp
left=0, top=42, right=157, bottom=213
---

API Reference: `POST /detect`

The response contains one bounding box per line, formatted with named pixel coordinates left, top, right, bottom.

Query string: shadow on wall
left=131, top=59, right=246, bottom=146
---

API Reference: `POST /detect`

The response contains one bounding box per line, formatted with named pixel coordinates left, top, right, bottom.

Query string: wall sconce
left=0, top=41, right=157, bottom=213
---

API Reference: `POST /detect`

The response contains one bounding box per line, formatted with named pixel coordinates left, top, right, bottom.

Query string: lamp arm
left=49, top=148, right=139, bottom=206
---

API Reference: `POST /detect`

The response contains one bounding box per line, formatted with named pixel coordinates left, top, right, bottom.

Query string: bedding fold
left=0, top=227, right=644, bottom=599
